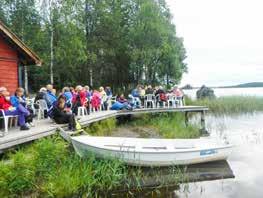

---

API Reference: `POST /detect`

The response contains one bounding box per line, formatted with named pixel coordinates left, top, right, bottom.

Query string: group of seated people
left=0, top=84, right=113, bottom=131
left=0, top=84, right=183, bottom=132
left=0, top=87, right=34, bottom=131
left=111, top=85, right=184, bottom=110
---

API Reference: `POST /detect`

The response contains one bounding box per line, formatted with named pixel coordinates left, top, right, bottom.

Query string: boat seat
left=142, top=146, right=167, bottom=150
left=104, top=144, right=136, bottom=149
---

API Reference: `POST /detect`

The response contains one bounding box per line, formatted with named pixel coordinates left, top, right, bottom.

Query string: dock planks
left=0, top=106, right=208, bottom=152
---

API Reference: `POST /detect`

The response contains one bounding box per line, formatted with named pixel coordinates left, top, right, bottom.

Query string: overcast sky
left=166, top=0, right=263, bottom=87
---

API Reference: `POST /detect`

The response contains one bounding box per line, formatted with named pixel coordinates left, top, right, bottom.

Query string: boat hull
left=71, top=136, right=233, bottom=166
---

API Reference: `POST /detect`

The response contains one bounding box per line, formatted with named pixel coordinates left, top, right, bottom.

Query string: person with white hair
left=72, top=85, right=87, bottom=114
left=0, top=87, right=30, bottom=130
left=34, top=87, right=49, bottom=118
left=99, top=86, right=108, bottom=110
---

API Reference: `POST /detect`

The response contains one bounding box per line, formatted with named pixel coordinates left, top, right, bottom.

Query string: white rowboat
left=71, top=136, right=233, bottom=166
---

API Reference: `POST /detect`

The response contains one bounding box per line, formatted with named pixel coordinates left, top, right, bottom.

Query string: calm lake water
left=183, top=87, right=263, bottom=99
left=112, top=88, right=263, bottom=197
left=126, top=88, right=263, bottom=197
left=175, top=113, right=263, bottom=198
left=175, top=88, right=263, bottom=197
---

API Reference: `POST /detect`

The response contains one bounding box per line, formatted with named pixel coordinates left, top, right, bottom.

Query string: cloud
left=166, top=0, right=263, bottom=86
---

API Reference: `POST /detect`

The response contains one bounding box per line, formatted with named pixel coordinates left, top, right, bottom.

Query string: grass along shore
left=186, top=96, right=263, bottom=115
left=126, top=113, right=200, bottom=139
left=3, top=95, right=259, bottom=196
left=0, top=114, right=196, bottom=197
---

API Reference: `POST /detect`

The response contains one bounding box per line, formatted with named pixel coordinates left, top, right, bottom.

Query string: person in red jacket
left=0, top=87, right=30, bottom=130
left=72, top=85, right=87, bottom=114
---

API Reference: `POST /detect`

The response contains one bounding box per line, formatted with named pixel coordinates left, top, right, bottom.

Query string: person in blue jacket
left=46, top=84, right=57, bottom=107
left=130, top=86, right=141, bottom=108
left=10, top=87, right=34, bottom=127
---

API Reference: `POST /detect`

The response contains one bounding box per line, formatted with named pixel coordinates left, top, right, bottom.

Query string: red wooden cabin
left=0, top=20, right=41, bottom=94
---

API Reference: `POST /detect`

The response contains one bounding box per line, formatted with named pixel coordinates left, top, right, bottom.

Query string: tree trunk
left=50, top=0, right=54, bottom=84
left=85, top=0, right=93, bottom=86
left=50, top=22, right=54, bottom=84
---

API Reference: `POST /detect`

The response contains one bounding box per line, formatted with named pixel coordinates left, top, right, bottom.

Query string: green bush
left=0, top=150, right=36, bottom=196
left=130, top=113, right=200, bottom=138
left=85, top=118, right=117, bottom=136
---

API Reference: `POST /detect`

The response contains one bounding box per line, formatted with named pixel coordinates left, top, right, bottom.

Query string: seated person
left=117, top=94, right=128, bottom=104
left=84, top=85, right=92, bottom=113
left=131, top=86, right=140, bottom=98
left=34, top=87, right=49, bottom=118
left=139, top=85, right=145, bottom=106
left=62, top=87, right=73, bottom=102
left=172, top=86, right=184, bottom=106
left=111, top=94, right=132, bottom=110
left=84, top=85, right=92, bottom=100
left=49, top=95, right=76, bottom=131
left=173, top=86, right=184, bottom=98
left=46, top=84, right=57, bottom=107
left=62, top=87, right=73, bottom=107
left=0, top=87, right=30, bottom=130
left=34, top=87, right=48, bottom=103
left=155, top=86, right=167, bottom=106
left=105, top=86, right=112, bottom=98
left=131, top=86, right=141, bottom=108
left=91, top=90, right=101, bottom=111
left=70, top=87, right=76, bottom=96
left=99, top=87, right=108, bottom=110
left=145, top=85, right=154, bottom=95
left=10, top=88, right=34, bottom=126
left=72, top=85, right=87, bottom=114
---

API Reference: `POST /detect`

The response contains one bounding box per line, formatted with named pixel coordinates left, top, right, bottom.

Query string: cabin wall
left=0, top=35, right=19, bottom=94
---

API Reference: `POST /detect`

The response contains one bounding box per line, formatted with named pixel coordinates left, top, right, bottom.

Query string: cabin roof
left=0, top=20, right=42, bottom=66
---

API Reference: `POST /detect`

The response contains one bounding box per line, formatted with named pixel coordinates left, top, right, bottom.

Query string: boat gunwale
left=71, top=138, right=233, bottom=155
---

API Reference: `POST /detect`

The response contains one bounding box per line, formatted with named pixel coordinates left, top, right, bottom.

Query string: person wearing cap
left=0, top=87, right=30, bottom=130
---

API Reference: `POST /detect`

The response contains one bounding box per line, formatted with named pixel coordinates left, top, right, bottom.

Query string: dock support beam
left=200, top=110, right=208, bottom=135
left=185, top=112, right=189, bottom=127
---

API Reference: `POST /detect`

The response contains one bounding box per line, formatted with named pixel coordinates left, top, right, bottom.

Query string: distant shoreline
left=182, top=82, right=263, bottom=90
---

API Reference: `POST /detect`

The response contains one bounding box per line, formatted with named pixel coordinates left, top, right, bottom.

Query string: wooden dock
left=0, top=106, right=208, bottom=152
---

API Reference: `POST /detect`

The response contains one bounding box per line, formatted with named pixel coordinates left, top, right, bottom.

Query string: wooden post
left=185, top=112, right=189, bottom=127
left=24, top=65, right=28, bottom=95
left=200, top=110, right=208, bottom=135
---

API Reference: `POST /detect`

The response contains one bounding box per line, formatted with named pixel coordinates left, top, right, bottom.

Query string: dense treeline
left=0, top=0, right=187, bottom=92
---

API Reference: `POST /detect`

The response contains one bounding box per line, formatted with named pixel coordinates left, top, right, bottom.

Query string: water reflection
left=111, top=113, right=263, bottom=197
left=175, top=113, right=263, bottom=198
left=110, top=160, right=234, bottom=198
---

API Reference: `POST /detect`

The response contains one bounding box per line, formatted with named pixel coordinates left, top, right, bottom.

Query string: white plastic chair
left=26, top=98, right=36, bottom=114
left=144, top=94, right=155, bottom=108
left=128, top=94, right=141, bottom=108
left=0, top=109, right=18, bottom=136
left=78, top=99, right=88, bottom=116
left=36, top=99, right=49, bottom=120
left=77, top=106, right=88, bottom=116
left=167, top=94, right=178, bottom=108
left=177, top=97, right=184, bottom=107
left=155, top=94, right=168, bottom=108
